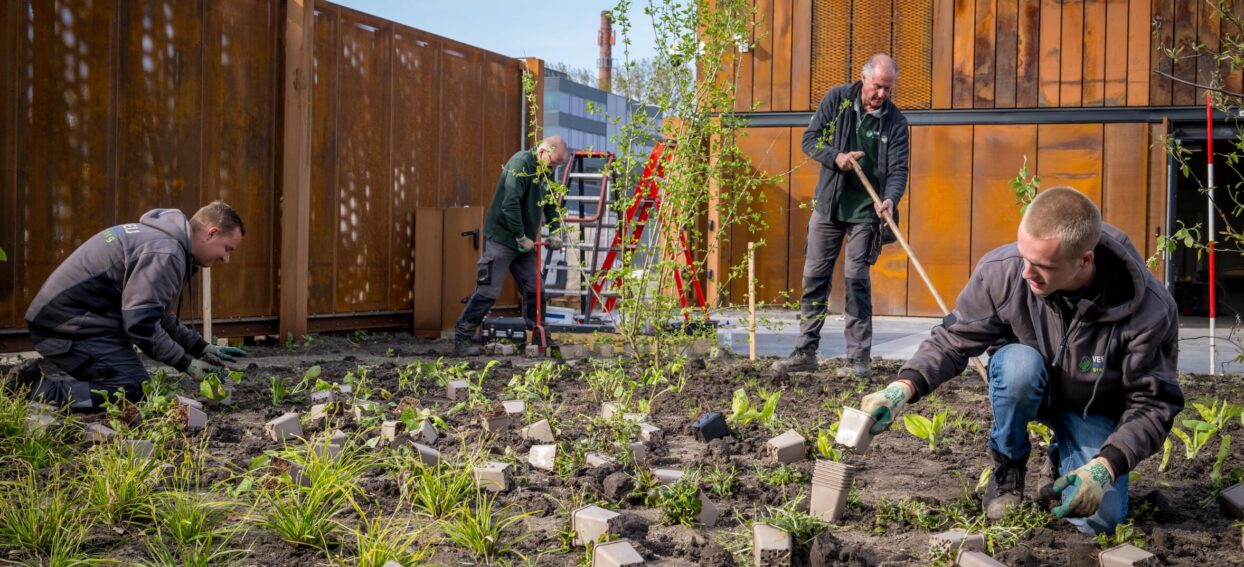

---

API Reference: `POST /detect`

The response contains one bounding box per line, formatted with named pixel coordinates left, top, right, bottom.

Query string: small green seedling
left=903, top=410, right=949, bottom=451
left=728, top=387, right=781, bottom=427
left=1193, top=400, right=1243, bottom=430
left=199, top=374, right=227, bottom=402
left=816, top=427, right=842, bottom=462
left=1170, top=420, right=1217, bottom=459
left=1027, top=421, right=1053, bottom=447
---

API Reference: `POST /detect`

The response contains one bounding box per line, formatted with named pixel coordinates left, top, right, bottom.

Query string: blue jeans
left=988, top=343, right=1129, bottom=535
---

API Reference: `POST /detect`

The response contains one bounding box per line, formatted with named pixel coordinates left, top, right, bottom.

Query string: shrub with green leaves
left=0, top=464, right=98, bottom=563
left=655, top=476, right=702, bottom=527
left=904, top=410, right=949, bottom=451
left=754, top=498, right=827, bottom=549
left=337, top=514, right=430, bottom=567
left=80, top=439, right=164, bottom=524
left=404, top=460, right=477, bottom=519
left=757, top=464, right=808, bottom=486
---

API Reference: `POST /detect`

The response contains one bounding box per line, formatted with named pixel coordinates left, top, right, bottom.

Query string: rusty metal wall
left=0, top=0, right=526, bottom=335
left=809, top=0, right=933, bottom=109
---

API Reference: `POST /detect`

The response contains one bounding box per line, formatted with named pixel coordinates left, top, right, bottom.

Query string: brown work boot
left=834, top=357, right=873, bottom=379
left=984, top=449, right=1028, bottom=520
left=770, top=348, right=818, bottom=375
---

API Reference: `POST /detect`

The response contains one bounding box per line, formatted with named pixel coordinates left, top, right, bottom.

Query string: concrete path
left=716, top=310, right=1244, bottom=376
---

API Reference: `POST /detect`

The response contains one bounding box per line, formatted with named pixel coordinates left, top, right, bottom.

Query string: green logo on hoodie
left=1078, top=356, right=1092, bottom=372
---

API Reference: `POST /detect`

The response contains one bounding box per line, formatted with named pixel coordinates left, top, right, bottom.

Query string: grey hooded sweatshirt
left=899, top=225, right=1184, bottom=476
left=25, top=209, right=209, bottom=371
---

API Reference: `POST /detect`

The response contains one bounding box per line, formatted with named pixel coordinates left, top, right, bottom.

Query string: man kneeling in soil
left=15, top=202, right=248, bottom=410
left=857, top=187, right=1183, bottom=534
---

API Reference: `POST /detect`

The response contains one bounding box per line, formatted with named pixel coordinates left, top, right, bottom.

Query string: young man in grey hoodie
left=18, top=201, right=248, bottom=409
left=857, top=187, right=1183, bottom=535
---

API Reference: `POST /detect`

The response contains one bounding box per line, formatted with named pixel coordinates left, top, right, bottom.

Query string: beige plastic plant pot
left=835, top=407, right=876, bottom=453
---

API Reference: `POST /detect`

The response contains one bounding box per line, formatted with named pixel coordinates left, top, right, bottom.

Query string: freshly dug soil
left=14, top=331, right=1244, bottom=566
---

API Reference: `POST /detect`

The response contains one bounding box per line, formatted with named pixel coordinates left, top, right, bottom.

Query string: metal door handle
left=461, top=229, right=480, bottom=251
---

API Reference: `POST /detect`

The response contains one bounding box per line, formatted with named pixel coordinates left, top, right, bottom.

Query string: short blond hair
left=1019, top=187, right=1100, bottom=257
left=191, top=201, right=245, bottom=236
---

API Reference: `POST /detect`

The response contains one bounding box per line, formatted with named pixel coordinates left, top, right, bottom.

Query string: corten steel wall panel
left=202, top=0, right=279, bottom=318
left=892, top=0, right=933, bottom=110
left=391, top=29, right=439, bottom=307
left=1102, top=123, right=1150, bottom=248
left=22, top=1, right=120, bottom=323
left=385, top=25, right=412, bottom=310
left=851, top=0, right=891, bottom=85
left=994, top=0, right=1018, bottom=108
left=970, top=125, right=1034, bottom=270
left=440, top=207, right=481, bottom=330
left=1150, top=0, right=1173, bottom=105
left=1221, top=2, right=1243, bottom=95
left=1036, top=123, right=1103, bottom=205
left=735, top=4, right=755, bottom=112
left=730, top=128, right=790, bottom=304
left=439, top=41, right=482, bottom=208
left=1196, top=0, right=1220, bottom=103
left=871, top=185, right=909, bottom=316
left=334, top=12, right=392, bottom=313
left=932, top=0, right=954, bottom=108
left=392, top=29, right=440, bottom=209
left=1171, top=0, right=1197, bottom=104
left=953, top=0, right=976, bottom=108
left=1, top=2, right=21, bottom=329
left=481, top=56, right=515, bottom=212
left=1059, top=0, right=1083, bottom=107
left=810, top=0, right=850, bottom=104
left=753, top=0, right=773, bottom=112
left=772, top=0, right=792, bottom=112
left=117, top=1, right=204, bottom=222
left=788, top=127, right=819, bottom=300
left=1015, top=0, right=1039, bottom=107
left=1081, top=0, right=1105, bottom=107
left=907, top=125, right=973, bottom=317
left=1038, top=0, right=1060, bottom=106
left=412, top=208, right=442, bottom=333
left=1146, top=124, right=1166, bottom=278
left=790, top=0, right=811, bottom=110
left=1103, top=0, right=1128, bottom=106
left=309, top=6, right=339, bottom=314
left=1127, top=0, right=1151, bottom=105
left=973, top=0, right=996, bottom=107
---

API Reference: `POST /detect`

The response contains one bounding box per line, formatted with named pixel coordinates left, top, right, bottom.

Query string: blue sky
left=333, top=1, right=661, bottom=72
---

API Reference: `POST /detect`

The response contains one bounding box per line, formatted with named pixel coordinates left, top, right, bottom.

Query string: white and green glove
left=203, top=344, right=248, bottom=364
left=516, top=236, right=535, bottom=253
left=185, top=358, right=222, bottom=381
left=859, top=381, right=913, bottom=434
left=1051, top=457, right=1114, bottom=518
left=547, top=236, right=563, bottom=251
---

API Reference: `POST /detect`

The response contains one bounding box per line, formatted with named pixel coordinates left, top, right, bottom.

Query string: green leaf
left=199, top=375, right=226, bottom=401
left=0, top=247, right=6, bottom=262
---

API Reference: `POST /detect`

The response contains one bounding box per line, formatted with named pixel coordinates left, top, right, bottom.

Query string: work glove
left=1051, top=457, right=1114, bottom=518
left=516, top=236, right=535, bottom=253
left=203, top=344, right=248, bottom=364
left=547, top=236, right=563, bottom=251
left=859, top=381, right=913, bottom=434
left=184, top=358, right=223, bottom=381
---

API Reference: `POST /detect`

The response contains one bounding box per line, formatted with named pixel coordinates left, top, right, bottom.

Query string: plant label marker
left=474, top=461, right=512, bottom=493
left=265, top=412, right=303, bottom=443
left=1098, top=544, right=1160, bottom=567
left=767, top=429, right=807, bottom=464
left=591, top=539, right=644, bottom=566
left=1219, top=482, right=1244, bottom=519
left=572, top=504, right=622, bottom=546
left=521, top=419, right=556, bottom=443
left=529, top=444, right=557, bottom=471
left=697, top=488, right=720, bottom=527
left=752, top=523, right=792, bottom=566
left=638, top=423, right=663, bottom=443
left=955, top=550, right=1007, bottom=567
left=929, top=529, right=986, bottom=557
left=446, top=379, right=469, bottom=401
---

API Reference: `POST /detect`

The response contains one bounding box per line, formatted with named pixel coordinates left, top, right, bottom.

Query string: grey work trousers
left=28, top=330, right=150, bottom=409
left=455, top=238, right=543, bottom=340
left=795, top=211, right=878, bottom=360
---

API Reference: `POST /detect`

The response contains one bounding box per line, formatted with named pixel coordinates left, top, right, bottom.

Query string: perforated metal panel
left=891, top=0, right=933, bottom=109
left=810, top=0, right=932, bottom=109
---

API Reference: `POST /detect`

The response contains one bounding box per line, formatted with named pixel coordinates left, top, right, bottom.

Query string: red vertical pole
left=1207, top=92, right=1217, bottom=374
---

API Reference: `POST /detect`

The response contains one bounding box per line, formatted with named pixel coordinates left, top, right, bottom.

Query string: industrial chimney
left=597, top=10, right=614, bottom=92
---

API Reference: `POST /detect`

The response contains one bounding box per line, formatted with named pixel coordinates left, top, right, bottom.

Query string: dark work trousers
left=28, top=330, right=149, bottom=409
left=795, top=211, right=878, bottom=361
left=455, top=238, right=543, bottom=340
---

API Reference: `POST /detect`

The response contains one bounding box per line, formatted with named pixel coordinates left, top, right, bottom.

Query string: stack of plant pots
left=810, top=459, right=856, bottom=523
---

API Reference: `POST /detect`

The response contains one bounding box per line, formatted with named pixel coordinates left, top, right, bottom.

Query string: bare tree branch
left=1154, top=69, right=1244, bottom=98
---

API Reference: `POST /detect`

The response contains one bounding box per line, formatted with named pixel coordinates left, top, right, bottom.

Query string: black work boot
left=452, top=337, right=481, bottom=356
left=770, top=348, right=818, bottom=374
left=984, top=449, right=1028, bottom=520
left=2, top=359, right=44, bottom=397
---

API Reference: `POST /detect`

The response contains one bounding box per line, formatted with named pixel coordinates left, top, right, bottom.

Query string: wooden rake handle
left=846, top=155, right=989, bottom=384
